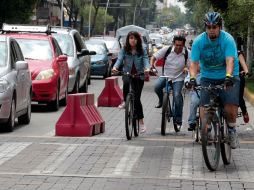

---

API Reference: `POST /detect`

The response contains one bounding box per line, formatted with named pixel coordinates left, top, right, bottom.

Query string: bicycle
left=192, top=87, right=202, bottom=143
left=122, top=72, right=145, bottom=140
left=196, top=84, right=231, bottom=171
left=160, top=72, right=185, bottom=135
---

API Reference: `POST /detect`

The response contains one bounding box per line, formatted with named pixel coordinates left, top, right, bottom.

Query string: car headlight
left=35, top=69, right=54, bottom=80
left=0, top=79, right=9, bottom=93
left=96, top=60, right=104, bottom=65
left=69, top=68, right=75, bottom=75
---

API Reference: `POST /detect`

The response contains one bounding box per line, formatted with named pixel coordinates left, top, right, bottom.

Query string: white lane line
left=113, top=146, right=144, bottom=176
left=169, top=147, right=192, bottom=178
left=0, top=142, right=31, bottom=165
left=31, top=144, right=78, bottom=174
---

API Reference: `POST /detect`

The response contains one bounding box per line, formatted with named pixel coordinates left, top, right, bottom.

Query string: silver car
left=0, top=36, right=32, bottom=131
left=51, top=27, right=91, bottom=93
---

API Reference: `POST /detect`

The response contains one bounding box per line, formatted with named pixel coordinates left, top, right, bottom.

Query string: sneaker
left=188, top=123, right=196, bottom=131
left=243, top=112, right=249, bottom=123
left=140, top=124, right=147, bottom=133
left=228, top=130, right=239, bottom=149
left=118, top=102, right=125, bottom=109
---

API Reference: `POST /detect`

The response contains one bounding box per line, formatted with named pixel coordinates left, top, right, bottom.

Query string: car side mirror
left=89, top=51, right=96, bottom=55
left=78, top=49, right=90, bottom=56
left=57, top=55, right=68, bottom=62
left=15, top=61, right=28, bottom=70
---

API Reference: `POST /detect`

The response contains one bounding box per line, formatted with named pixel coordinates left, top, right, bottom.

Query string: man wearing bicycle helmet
left=150, top=35, right=189, bottom=130
left=189, top=12, right=240, bottom=149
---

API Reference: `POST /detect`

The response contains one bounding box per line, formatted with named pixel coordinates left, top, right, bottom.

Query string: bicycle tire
left=133, top=118, right=139, bottom=137
left=125, top=94, right=134, bottom=140
left=220, top=115, right=231, bottom=165
left=161, top=93, right=169, bottom=135
left=201, top=113, right=221, bottom=171
left=195, top=116, right=202, bottom=143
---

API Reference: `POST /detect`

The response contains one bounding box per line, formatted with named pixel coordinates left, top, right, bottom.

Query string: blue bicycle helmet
left=204, top=12, right=222, bottom=26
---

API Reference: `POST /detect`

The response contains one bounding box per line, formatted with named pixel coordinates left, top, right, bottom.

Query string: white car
left=0, top=35, right=32, bottom=131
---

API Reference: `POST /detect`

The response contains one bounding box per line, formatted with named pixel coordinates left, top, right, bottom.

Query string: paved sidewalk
left=0, top=76, right=253, bottom=190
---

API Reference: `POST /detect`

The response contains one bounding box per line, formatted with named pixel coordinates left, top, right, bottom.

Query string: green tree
left=0, top=0, right=37, bottom=26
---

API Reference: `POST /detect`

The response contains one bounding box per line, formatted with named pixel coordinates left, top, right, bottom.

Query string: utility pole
left=103, top=0, right=110, bottom=36
left=88, top=0, right=93, bottom=38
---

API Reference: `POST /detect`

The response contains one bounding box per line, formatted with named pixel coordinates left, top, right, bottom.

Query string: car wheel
left=72, top=74, right=80, bottom=93
left=18, top=91, right=31, bottom=125
left=6, top=98, right=16, bottom=132
left=103, top=64, right=110, bottom=79
left=80, top=78, right=88, bottom=93
left=60, top=87, right=68, bottom=106
left=48, top=84, right=59, bottom=111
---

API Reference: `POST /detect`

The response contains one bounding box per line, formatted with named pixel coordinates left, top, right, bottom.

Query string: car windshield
left=104, top=40, right=119, bottom=50
left=86, top=44, right=106, bottom=55
left=0, top=42, right=7, bottom=67
left=16, top=39, right=53, bottom=60
left=52, top=34, right=74, bottom=56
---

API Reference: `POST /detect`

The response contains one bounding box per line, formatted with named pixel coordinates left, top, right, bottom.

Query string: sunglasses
left=206, top=25, right=218, bottom=30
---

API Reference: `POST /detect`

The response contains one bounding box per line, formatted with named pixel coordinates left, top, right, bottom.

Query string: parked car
left=2, top=24, right=69, bottom=111
left=51, top=26, right=92, bottom=92
left=89, top=36, right=121, bottom=68
left=85, top=39, right=112, bottom=78
left=0, top=35, right=32, bottom=131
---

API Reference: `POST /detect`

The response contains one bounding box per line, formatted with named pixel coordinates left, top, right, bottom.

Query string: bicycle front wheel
left=220, top=116, right=231, bottom=165
left=195, top=115, right=202, bottom=143
left=201, top=113, right=221, bottom=171
left=125, top=94, right=134, bottom=140
left=161, top=93, right=170, bottom=135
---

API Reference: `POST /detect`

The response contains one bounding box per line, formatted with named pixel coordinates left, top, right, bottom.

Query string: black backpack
left=162, top=46, right=188, bottom=74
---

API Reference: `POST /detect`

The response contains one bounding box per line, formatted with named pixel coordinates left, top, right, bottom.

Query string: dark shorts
left=200, top=77, right=240, bottom=106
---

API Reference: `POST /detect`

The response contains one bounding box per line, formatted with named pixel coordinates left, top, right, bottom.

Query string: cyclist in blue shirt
left=188, top=12, right=240, bottom=149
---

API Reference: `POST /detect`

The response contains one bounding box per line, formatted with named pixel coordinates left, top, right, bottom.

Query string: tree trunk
left=68, top=0, right=73, bottom=27
left=247, top=22, right=254, bottom=73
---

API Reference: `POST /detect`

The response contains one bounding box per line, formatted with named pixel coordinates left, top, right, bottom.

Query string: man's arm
left=150, top=55, right=156, bottom=68
left=239, top=54, right=249, bottom=74
left=225, top=57, right=234, bottom=76
left=189, top=61, right=199, bottom=78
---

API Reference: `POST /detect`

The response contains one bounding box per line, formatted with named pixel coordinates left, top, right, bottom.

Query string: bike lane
left=0, top=76, right=253, bottom=189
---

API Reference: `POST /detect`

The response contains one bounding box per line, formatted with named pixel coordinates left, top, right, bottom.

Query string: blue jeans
left=154, top=78, right=184, bottom=124
left=188, top=90, right=200, bottom=125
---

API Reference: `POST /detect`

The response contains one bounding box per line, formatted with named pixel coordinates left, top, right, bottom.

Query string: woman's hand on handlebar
left=111, top=67, right=119, bottom=75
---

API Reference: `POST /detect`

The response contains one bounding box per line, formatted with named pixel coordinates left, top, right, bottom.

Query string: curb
left=244, top=87, right=254, bottom=106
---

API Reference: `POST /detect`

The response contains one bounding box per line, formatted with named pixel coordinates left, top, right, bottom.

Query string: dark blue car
left=85, top=40, right=112, bottom=78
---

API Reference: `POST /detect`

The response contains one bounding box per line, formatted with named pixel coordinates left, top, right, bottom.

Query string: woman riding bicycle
left=112, top=31, right=150, bottom=133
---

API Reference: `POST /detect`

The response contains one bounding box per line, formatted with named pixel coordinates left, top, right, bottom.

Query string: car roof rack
left=50, top=26, right=73, bottom=32
left=1, top=23, right=52, bottom=35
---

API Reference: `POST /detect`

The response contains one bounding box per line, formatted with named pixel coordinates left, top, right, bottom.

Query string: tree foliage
left=0, top=0, right=37, bottom=26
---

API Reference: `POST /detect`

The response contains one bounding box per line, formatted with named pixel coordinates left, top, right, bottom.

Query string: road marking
left=0, top=142, right=31, bottom=165
left=31, top=144, right=78, bottom=175
left=0, top=172, right=254, bottom=183
left=113, top=146, right=144, bottom=176
left=169, top=147, right=193, bottom=178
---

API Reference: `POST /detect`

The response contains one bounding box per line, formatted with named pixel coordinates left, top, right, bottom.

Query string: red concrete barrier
left=55, top=93, right=105, bottom=136
left=97, top=76, right=123, bottom=107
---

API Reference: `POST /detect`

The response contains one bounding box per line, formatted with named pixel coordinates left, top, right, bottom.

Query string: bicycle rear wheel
left=133, top=118, right=139, bottom=137
left=195, top=116, right=202, bottom=143
left=161, top=93, right=170, bottom=135
left=220, top=115, right=231, bottom=165
left=201, top=113, right=221, bottom=171
left=125, top=94, right=134, bottom=140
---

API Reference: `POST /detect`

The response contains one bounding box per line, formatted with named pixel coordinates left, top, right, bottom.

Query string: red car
left=3, top=24, right=69, bottom=111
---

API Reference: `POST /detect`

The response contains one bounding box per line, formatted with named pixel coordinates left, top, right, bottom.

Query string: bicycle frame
left=198, top=84, right=231, bottom=171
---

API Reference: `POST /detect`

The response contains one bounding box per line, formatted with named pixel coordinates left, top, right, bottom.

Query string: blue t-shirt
left=191, top=30, right=239, bottom=79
